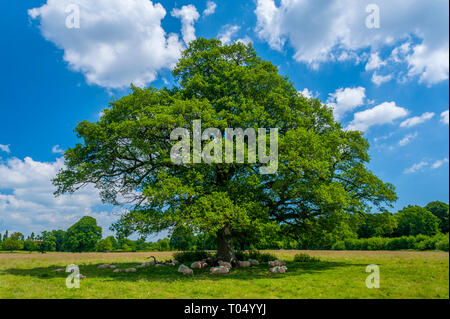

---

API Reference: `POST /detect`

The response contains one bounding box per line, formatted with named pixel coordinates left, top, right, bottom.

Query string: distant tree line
left=1, top=201, right=448, bottom=253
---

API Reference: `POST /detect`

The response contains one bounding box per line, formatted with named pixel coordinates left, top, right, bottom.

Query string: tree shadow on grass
left=1, top=260, right=367, bottom=283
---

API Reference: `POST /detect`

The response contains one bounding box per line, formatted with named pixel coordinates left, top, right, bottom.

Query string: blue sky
left=0, top=0, right=448, bottom=237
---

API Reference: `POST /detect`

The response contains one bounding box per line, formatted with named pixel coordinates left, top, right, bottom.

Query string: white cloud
left=347, top=102, right=409, bottom=132
left=371, top=72, right=392, bottom=86
left=431, top=158, right=449, bottom=169
left=365, top=53, right=386, bottom=71
left=254, top=0, right=449, bottom=85
left=171, top=4, right=200, bottom=45
left=400, top=112, right=435, bottom=128
left=0, top=157, right=117, bottom=236
left=441, top=110, right=449, bottom=124
left=203, top=1, right=217, bottom=16
left=218, top=25, right=241, bottom=44
left=404, top=161, right=428, bottom=174
left=28, top=0, right=184, bottom=89
left=0, top=144, right=10, bottom=153
left=326, top=87, right=366, bottom=120
left=299, top=88, right=316, bottom=99
left=51, top=145, right=65, bottom=154
left=398, top=132, right=418, bottom=146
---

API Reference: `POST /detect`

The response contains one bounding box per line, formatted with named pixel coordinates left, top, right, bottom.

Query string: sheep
left=97, top=264, right=116, bottom=269
left=191, top=261, right=208, bottom=269
left=113, top=269, right=122, bottom=273
left=210, top=266, right=230, bottom=274
left=270, top=266, right=288, bottom=274
left=75, top=274, right=87, bottom=279
left=218, top=261, right=232, bottom=269
left=55, top=268, right=64, bottom=272
left=178, top=264, right=193, bottom=275
left=268, top=260, right=286, bottom=267
left=238, top=260, right=251, bottom=268
left=249, top=259, right=259, bottom=266
left=125, top=268, right=137, bottom=272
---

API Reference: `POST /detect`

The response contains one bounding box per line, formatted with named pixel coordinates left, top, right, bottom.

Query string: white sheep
left=178, top=264, right=194, bottom=275
left=191, top=261, right=207, bottom=269
left=248, top=259, right=259, bottom=266
left=113, top=269, right=122, bottom=273
left=238, top=260, right=251, bottom=268
left=218, top=261, right=232, bottom=269
left=268, top=260, right=286, bottom=267
left=210, top=266, right=230, bottom=274
left=270, top=266, right=288, bottom=274
left=125, top=268, right=137, bottom=272
left=75, top=274, right=87, bottom=279
left=55, top=268, right=64, bottom=272
left=98, top=264, right=115, bottom=269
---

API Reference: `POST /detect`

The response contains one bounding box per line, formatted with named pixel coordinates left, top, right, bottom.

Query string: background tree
left=96, top=238, right=113, bottom=252
left=425, top=201, right=449, bottom=233
left=62, top=217, right=102, bottom=252
left=395, top=206, right=440, bottom=236
left=54, top=38, right=397, bottom=261
left=24, top=239, right=39, bottom=252
left=170, top=224, right=196, bottom=251
left=358, top=211, right=398, bottom=238
left=2, top=238, right=24, bottom=252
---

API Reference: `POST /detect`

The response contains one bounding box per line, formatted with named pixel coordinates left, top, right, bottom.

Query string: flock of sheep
left=54, top=256, right=288, bottom=279
left=177, top=258, right=288, bottom=275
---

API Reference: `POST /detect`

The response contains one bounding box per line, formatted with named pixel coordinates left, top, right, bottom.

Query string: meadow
left=0, top=250, right=448, bottom=299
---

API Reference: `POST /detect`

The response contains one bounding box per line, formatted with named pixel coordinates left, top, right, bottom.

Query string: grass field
left=0, top=250, right=448, bottom=299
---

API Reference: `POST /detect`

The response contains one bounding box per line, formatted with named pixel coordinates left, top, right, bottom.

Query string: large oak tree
left=54, top=39, right=397, bottom=261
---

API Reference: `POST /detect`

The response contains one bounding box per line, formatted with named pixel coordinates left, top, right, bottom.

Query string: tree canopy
left=54, top=38, right=397, bottom=261
left=62, top=216, right=102, bottom=252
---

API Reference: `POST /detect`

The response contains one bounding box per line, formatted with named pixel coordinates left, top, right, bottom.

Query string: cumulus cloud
left=51, top=145, right=65, bottom=154
left=203, top=1, right=217, bottom=16
left=254, top=0, right=449, bottom=85
left=400, top=112, right=435, bottom=128
left=431, top=158, right=449, bottom=169
left=404, top=161, right=428, bottom=174
left=28, top=0, right=184, bottom=89
left=218, top=25, right=241, bottom=44
left=299, top=88, right=316, bottom=99
left=0, top=144, right=10, bottom=153
left=371, top=72, right=392, bottom=86
left=398, top=132, right=418, bottom=146
left=365, top=53, right=386, bottom=71
left=0, top=157, right=117, bottom=236
left=441, top=110, right=449, bottom=124
left=171, top=4, right=200, bottom=44
left=326, top=87, right=366, bottom=120
left=347, top=102, right=409, bottom=132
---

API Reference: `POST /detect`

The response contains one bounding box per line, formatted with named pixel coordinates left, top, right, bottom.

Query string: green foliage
left=63, top=216, right=102, bottom=252
left=23, top=240, right=39, bottom=252
left=96, top=238, right=113, bottom=252
left=425, top=201, right=449, bottom=233
left=435, top=235, right=449, bottom=251
left=331, top=241, right=346, bottom=250
left=358, top=211, right=397, bottom=238
left=234, top=250, right=277, bottom=262
left=54, top=38, right=397, bottom=257
left=170, top=225, right=196, bottom=251
left=2, top=238, right=24, bottom=251
left=293, top=253, right=321, bottom=262
left=395, top=206, right=440, bottom=236
left=173, top=251, right=213, bottom=263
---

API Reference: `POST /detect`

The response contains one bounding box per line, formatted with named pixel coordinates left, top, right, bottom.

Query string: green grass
left=0, top=250, right=448, bottom=299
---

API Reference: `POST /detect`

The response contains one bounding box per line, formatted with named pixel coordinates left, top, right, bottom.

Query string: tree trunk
left=216, top=225, right=235, bottom=262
